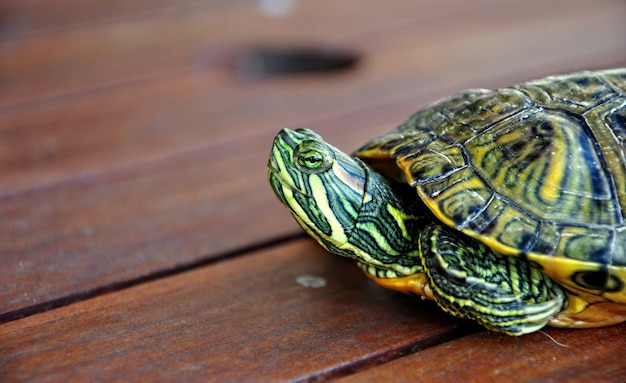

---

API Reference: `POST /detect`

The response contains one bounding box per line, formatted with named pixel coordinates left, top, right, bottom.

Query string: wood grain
left=337, top=323, right=626, bottom=382
left=1, top=0, right=624, bottom=193
left=1, top=0, right=624, bottom=108
left=2, top=0, right=626, bottom=323
left=0, top=239, right=465, bottom=382
left=2, top=0, right=626, bottom=381
left=0, top=0, right=478, bottom=107
left=0, top=0, right=241, bottom=39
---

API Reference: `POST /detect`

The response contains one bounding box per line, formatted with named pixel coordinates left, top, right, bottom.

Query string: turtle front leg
left=419, top=224, right=567, bottom=335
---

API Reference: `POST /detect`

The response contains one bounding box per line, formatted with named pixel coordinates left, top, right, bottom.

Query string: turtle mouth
left=267, top=165, right=310, bottom=199
left=267, top=134, right=313, bottom=199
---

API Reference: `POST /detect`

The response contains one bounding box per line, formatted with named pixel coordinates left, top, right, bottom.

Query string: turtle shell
left=354, top=69, right=626, bottom=304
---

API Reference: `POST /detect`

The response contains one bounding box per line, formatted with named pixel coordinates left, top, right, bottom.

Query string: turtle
left=267, top=68, right=626, bottom=335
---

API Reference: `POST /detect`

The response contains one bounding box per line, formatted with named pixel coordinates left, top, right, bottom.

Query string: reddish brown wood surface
left=4, top=0, right=622, bottom=193
left=2, top=0, right=626, bottom=319
left=1, top=0, right=625, bottom=381
left=337, top=323, right=626, bottom=383
left=0, top=239, right=465, bottom=382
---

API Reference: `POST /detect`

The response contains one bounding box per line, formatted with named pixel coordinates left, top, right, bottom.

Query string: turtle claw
left=523, top=296, right=564, bottom=317
left=501, top=296, right=566, bottom=335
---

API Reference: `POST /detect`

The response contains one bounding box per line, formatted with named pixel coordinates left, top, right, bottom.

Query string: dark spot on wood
left=234, top=46, right=360, bottom=79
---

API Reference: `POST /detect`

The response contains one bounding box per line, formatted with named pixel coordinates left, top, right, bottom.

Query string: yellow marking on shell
left=605, top=265, right=626, bottom=304
left=539, top=145, right=565, bottom=203
left=476, top=235, right=521, bottom=256
left=526, top=252, right=626, bottom=327
left=527, top=253, right=583, bottom=282
left=417, top=186, right=525, bottom=256
left=527, top=253, right=611, bottom=295
left=466, top=173, right=490, bottom=190
left=417, top=188, right=455, bottom=224
left=550, top=293, right=626, bottom=328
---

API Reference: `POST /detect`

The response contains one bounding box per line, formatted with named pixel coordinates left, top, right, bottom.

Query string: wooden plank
left=3, top=41, right=626, bottom=317
left=0, top=127, right=294, bottom=317
left=0, top=0, right=474, bottom=107
left=0, top=238, right=466, bottom=382
left=2, top=0, right=626, bottom=320
left=1, top=0, right=623, bottom=108
left=2, top=0, right=625, bottom=194
left=0, top=0, right=242, bottom=39
left=2, top=26, right=626, bottom=319
left=0, top=98, right=433, bottom=318
left=336, top=323, right=626, bottom=382
left=2, top=1, right=626, bottom=380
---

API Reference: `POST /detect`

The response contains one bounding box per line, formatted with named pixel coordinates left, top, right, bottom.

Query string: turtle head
left=268, top=128, right=367, bottom=254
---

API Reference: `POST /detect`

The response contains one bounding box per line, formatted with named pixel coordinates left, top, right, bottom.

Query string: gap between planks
left=0, top=231, right=305, bottom=324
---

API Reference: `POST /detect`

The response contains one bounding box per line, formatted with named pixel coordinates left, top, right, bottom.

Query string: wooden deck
left=1, top=1, right=626, bottom=381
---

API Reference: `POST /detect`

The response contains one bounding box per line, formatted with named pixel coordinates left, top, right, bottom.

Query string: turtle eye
left=298, top=151, right=324, bottom=169
left=294, top=144, right=333, bottom=173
